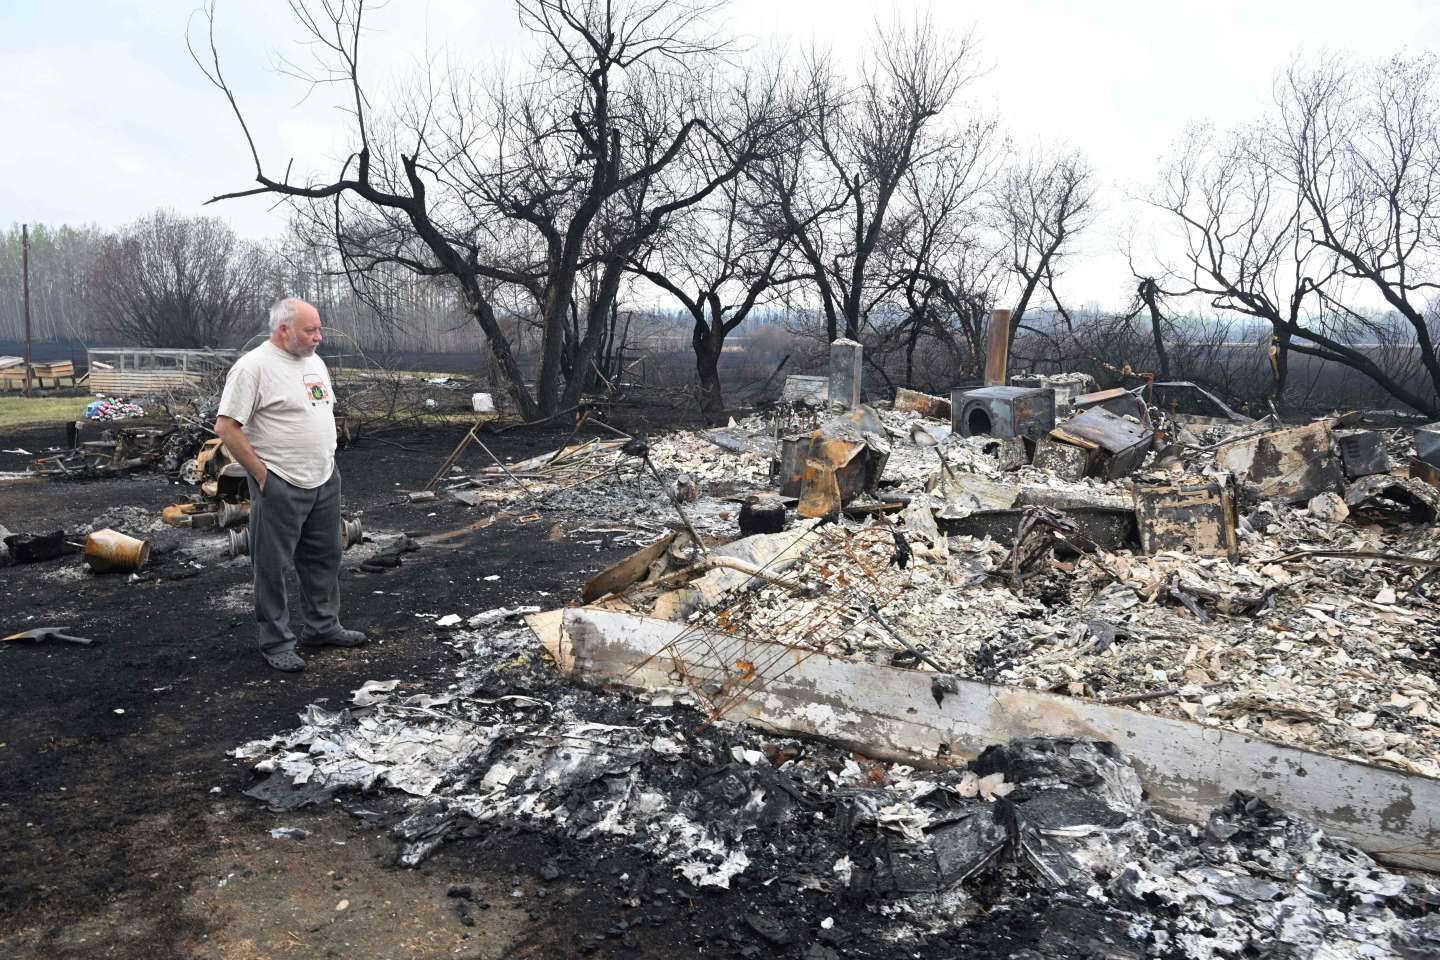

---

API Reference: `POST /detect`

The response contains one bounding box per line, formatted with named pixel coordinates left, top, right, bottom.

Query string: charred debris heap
left=227, top=347, right=1440, bottom=956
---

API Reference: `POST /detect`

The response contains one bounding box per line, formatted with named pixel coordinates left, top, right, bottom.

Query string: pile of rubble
left=233, top=621, right=1440, bottom=958
left=226, top=360, right=1440, bottom=954
left=428, top=384, right=1440, bottom=777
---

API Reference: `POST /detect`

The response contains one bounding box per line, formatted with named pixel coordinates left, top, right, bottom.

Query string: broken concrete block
left=1049, top=407, right=1153, bottom=480
left=782, top=375, right=829, bottom=406
left=1417, top=422, right=1440, bottom=468
left=1215, top=421, right=1342, bottom=504
left=1031, top=436, right=1089, bottom=482
left=738, top=494, right=786, bottom=536
left=552, top=605, right=1440, bottom=874
left=1307, top=491, right=1350, bottom=524
left=827, top=338, right=863, bottom=410
left=951, top=386, right=1055, bottom=441
left=893, top=388, right=950, bottom=420
left=1334, top=429, right=1390, bottom=479
left=1134, top=476, right=1240, bottom=561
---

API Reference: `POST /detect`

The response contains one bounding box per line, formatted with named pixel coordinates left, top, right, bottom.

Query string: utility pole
left=22, top=223, right=33, bottom=397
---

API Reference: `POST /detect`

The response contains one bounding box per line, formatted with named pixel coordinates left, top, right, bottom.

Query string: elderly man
left=215, top=297, right=367, bottom=671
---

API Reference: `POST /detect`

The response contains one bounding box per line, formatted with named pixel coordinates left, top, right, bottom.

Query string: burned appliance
left=950, top=386, right=1055, bottom=441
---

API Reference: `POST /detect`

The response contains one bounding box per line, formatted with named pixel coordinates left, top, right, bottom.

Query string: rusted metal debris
left=1215, top=420, right=1344, bottom=503
left=893, top=387, right=951, bottom=420
left=1047, top=406, right=1154, bottom=480
left=951, top=386, right=1055, bottom=441
left=1134, top=476, right=1240, bottom=562
left=30, top=425, right=174, bottom=478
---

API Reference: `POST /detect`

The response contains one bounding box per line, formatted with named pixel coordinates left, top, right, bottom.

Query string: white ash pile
left=231, top=622, right=1440, bottom=959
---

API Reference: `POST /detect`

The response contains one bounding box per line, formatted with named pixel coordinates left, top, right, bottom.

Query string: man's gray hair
left=269, top=297, right=305, bottom=332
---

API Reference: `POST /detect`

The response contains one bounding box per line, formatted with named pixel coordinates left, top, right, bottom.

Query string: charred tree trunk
left=694, top=324, right=726, bottom=424
left=1137, top=278, right=1171, bottom=379
left=1270, top=329, right=1291, bottom=405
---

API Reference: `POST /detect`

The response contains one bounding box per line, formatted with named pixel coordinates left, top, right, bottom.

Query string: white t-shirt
left=217, top=340, right=337, bottom=489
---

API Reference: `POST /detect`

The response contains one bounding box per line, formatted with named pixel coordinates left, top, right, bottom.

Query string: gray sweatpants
left=245, top=469, right=343, bottom=654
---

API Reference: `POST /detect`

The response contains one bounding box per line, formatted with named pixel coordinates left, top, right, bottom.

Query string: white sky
left=3, top=0, right=1438, bottom=307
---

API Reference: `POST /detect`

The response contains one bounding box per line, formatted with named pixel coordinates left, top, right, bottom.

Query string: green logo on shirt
left=303, top=374, right=330, bottom=403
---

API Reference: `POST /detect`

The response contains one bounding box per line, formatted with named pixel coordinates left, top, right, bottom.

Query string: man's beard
left=285, top=334, right=316, bottom=357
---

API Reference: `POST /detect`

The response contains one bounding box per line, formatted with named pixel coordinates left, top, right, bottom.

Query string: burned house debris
left=213, top=355, right=1440, bottom=956
left=10, top=335, right=1438, bottom=956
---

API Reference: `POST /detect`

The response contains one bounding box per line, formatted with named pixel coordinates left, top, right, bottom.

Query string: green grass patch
left=0, top=395, right=92, bottom=430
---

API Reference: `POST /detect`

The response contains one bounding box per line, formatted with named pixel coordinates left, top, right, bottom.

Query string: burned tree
left=90, top=210, right=269, bottom=348
left=1276, top=54, right=1440, bottom=415
left=994, top=147, right=1095, bottom=342
left=1144, top=55, right=1440, bottom=416
left=628, top=176, right=805, bottom=421
left=884, top=129, right=1002, bottom=386
left=193, top=0, right=748, bottom=419
left=757, top=17, right=983, bottom=342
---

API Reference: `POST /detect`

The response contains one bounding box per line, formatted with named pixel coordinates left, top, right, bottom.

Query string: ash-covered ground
left=235, top=622, right=1440, bottom=960
left=5, top=405, right=1440, bottom=959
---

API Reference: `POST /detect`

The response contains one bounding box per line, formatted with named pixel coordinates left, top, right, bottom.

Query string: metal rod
left=471, top=433, right=532, bottom=493
left=424, top=424, right=479, bottom=492
left=642, top=451, right=708, bottom=556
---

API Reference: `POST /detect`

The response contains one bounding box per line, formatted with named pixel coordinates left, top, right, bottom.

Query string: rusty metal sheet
left=555, top=609, right=1440, bottom=874
left=1215, top=422, right=1342, bottom=504
left=796, top=459, right=844, bottom=518
left=1134, top=476, right=1239, bottom=561
left=1049, top=407, right=1153, bottom=480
